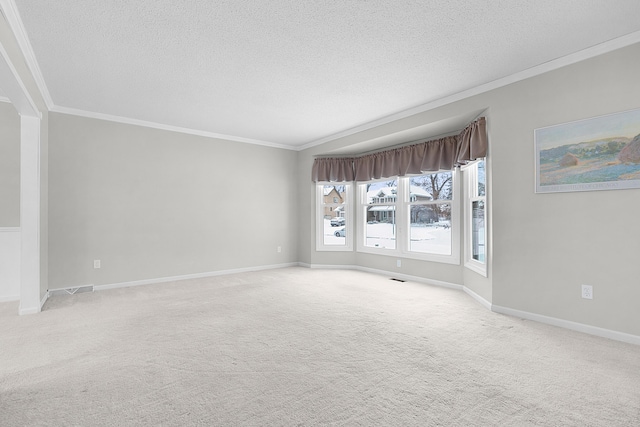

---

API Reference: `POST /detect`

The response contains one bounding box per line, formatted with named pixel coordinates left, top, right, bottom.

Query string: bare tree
left=411, top=172, right=453, bottom=223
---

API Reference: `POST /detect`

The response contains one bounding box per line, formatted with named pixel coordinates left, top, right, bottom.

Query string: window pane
left=321, top=186, right=346, bottom=226
left=472, top=200, right=485, bottom=262
left=477, top=160, right=486, bottom=197
left=320, top=185, right=347, bottom=247
left=365, top=207, right=396, bottom=249
left=409, top=204, right=451, bottom=254
left=366, top=180, right=397, bottom=204
left=323, top=216, right=346, bottom=246
left=322, top=185, right=345, bottom=204
left=409, top=173, right=452, bottom=201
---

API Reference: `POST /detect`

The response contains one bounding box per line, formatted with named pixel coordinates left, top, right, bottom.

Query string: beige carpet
left=1, top=267, right=638, bottom=426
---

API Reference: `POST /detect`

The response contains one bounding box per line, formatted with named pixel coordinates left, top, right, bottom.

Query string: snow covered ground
left=322, top=219, right=451, bottom=254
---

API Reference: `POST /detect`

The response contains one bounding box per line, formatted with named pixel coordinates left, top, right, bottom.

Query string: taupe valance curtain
left=311, top=157, right=356, bottom=182
left=312, top=117, right=487, bottom=182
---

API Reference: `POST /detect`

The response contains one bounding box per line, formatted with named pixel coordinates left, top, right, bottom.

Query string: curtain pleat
left=456, top=116, right=487, bottom=165
left=312, top=117, right=487, bottom=182
left=311, top=157, right=355, bottom=182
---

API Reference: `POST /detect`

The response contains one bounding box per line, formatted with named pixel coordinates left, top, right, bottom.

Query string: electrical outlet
left=94, top=259, right=101, bottom=269
left=396, top=259, right=402, bottom=268
left=277, top=246, right=282, bottom=253
left=581, top=284, right=593, bottom=300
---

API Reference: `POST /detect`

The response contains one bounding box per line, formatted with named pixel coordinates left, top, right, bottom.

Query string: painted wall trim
left=92, top=262, right=300, bottom=292
left=0, top=227, right=20, bottom=302
left=306, top=263, right=464, bottom=291
left=463, top=286, right=492, bottom=311
left=50, top=106, right=297, bottom=151
left=0, top=0, right=54, bottom=109
left=298, top=30, right=640, bottom=151
left=40, top=290, right=48, bottom=309
left=303, top=264, right=638, bottom=346
left=19, top=115, right=41, bottom=315
left=4, top=0, right=639, bottom=152
left=0, top=26, right=40, bottom=117
left=308, top=263, right=492, bottom=307
left=18, top=305, right=38, bottom=315
left=491, top=304, right=640, bottom=346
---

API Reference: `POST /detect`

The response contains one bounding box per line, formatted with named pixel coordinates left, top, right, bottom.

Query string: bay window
left=312, top=116, right=487, bottom=266
left=357, top=172, right=460, bottom=263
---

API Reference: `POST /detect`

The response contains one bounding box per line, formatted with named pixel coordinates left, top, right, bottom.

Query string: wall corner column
left=19, top=114, right=41, bottom=314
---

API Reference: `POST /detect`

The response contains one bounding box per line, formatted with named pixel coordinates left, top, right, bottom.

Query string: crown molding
left=0, top=0, right=54, bottom=109
left=50, top=105, right=297, bottom=150
left=298, top=30, right=640, bottom=152
left=3, top=0, right=639, bottom=151
left=0, top=35, right=40, bottom=117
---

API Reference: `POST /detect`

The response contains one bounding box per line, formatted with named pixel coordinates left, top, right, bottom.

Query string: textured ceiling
left=11, top=0, right=640, bottom=149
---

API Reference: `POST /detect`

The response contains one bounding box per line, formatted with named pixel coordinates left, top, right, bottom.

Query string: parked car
left=433, top=220, right=451, bottom=229
left=334, top=227, right=346, bottom=237
left=330, top=217, right=345, bottom=227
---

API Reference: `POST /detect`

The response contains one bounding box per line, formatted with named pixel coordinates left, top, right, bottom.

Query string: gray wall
left=488, top=43, right=640, bottom=336
left=298, top=42, right=640, bottom=336
left=49, top=113, right=298, bottom=289
left=40, top=111, right=49, bottom=297
left=0, top=101, right=20, bottom=226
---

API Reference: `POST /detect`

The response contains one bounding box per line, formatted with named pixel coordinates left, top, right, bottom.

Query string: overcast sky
left=535, top=108, right=640, bottom=149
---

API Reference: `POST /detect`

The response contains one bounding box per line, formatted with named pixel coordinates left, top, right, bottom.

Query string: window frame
left=357, top=178, right=399, bottom=253
left=463, top=159, right=488, bottom=277
left=356, top=172, right=460, bottom=264
left=315, top=182, right=353, bottom=252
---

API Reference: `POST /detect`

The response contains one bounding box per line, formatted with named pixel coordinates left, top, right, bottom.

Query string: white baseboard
left=357, top=265, right=464, bottom=291
left=306, top=263, right=463, bottom=290
left=46, top=262, right=640, bottom=346
left=0, top=295, right=19, bottom=303
left=93, top=262, right=299, bottom=292
left=306, top=263, right=357, bottom=271
left=302, top=263, right=639, bottom=346
left=492, top=304, right=640, bottom=346
left=463, top=286, right=492, bottom=311
left=19, top=305, right=40, bottom=315
left=17, top=291, right=48, bottom=315
left=40, top=291, right=49, bottom=309
left=49, top=286, right=93, bottom=296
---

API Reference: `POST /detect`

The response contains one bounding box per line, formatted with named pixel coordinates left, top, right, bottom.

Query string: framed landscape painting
left=535, top=108, right=640, bottom=193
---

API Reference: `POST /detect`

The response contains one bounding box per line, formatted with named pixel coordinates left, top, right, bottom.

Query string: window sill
left=464, top=260, right=487, bottom=277
left=357, top=246, right=460, bottom=265
left=316, top=245, right=353, bottom=252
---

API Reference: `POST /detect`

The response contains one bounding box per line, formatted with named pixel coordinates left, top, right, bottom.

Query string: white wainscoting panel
left=0, top=227, right=21, bottom=302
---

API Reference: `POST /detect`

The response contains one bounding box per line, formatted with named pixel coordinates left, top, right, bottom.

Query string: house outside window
left=322, top=187, right=344, bottom=219
left=406, top=173, right=453, bottom=256
left=363, top=180, right=398, bottom=249
left=316, top=184, right=352, bottom=251
left=357, top=173, right=460, bottom=263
